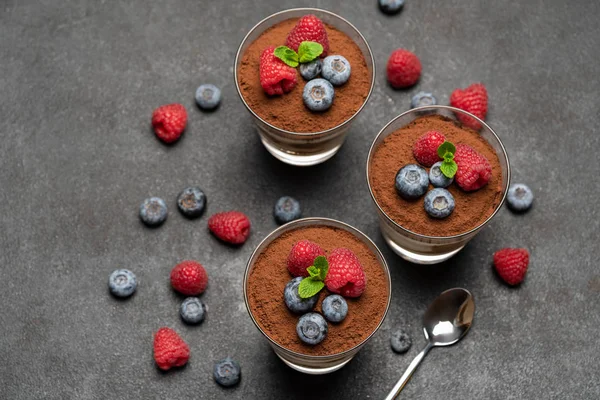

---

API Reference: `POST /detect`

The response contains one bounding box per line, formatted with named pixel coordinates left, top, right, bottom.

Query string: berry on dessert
left=493, top=248, right=529, bottom=286
left=152, top=104, right=187, bottom=143
left=108, top=269, right=137, bottom=298
left=284, top=277, right=319, bottom=314
left=195, top=84, right=221, bottom=110
left=303, top=78, right=335, bottom=112
left=325, top=248, right=366, bottom=298
left=177, top=186, right=206, bottom=218
left=260, top=46, right=298, bottom=96
left=299, top=59, right=322, bottom=80
left=296, top=312, right=328, bottom=345
left=379, top=0, right=405, bottom=14
left=429, top=161, right=454, bottom=188
left=395, top=164, right=429, bottom=200
left=387, top=49, right=421, bottom=88
left=321, top=294, right=348, bottom=323
left=213, top=357, right=241, bottom=387
left=413, top=130, right=446, bottom=167
left=411, top=91, right=437, bottom=108
left=170, top=260, right=208, bottom=296
left=180, top=297, right=206, bottom=324
left=450, top=83, right=488, bottom=130
left=153, top=327, right=190, bottom=371
left=287, top=240, right=326, bottom=277
left=507, top=183, right=533, bottom=212
left=453, top=144, right=492, bottom=191
left=390, top=327, right=412, bottom=353
left=424, top=188, right=455, bottom=219
left=285, top=15, right=330, bottom=57
left=208, top=211, right=251, bottom=245
left=139, top=197, right=168, bottom=226
left=274, top=196, right=302, bottom=224
left=321, top=55, right=351, bottom=86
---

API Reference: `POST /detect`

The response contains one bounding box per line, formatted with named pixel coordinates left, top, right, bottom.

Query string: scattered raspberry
left=285, top=15, right=330, bottom=56
left=325, top=248, right=367, bottom=298
left=386, top=49, right=421, bottom=88
left=450, top=83, right=488, bottom=130
left=287, top=240, right=326, bottom=277
left=153, top=327, right=190, bottom=371
left=493, top=248, right=529, bottom=286
left=170, top=260, right=208, bottom=296
left=259, top=46, right=298, bottom=96
left=412, top=130, right=446, bottom=167
left=151, top=103, right=187, bottom=143
left=208, top=211, right=251, bottom=245
left=453, top=144, right=492, bottom=191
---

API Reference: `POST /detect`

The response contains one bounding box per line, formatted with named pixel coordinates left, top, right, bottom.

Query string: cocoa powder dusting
left=237, top=18, right=371, bottom=133
left=369, top=115, right=504, bottom=237
left=247, top=226, right=389, bottom=356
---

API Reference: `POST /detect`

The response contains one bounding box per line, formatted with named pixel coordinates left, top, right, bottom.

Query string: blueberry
left=108, top=269, right=137, bottom=298
left=273, top=196, right=301, bottom=224
left=395, top=164, right=429, bottom=200
left=429, top=161, right=454, bottom=188
left=300, top=59, right=322, bottom=80
left=284, top=277, right=318, bottom=314
left=379, top=0, right=405, bottom=14
left=213, top=357, right=241, bottom=387
left=180, top=297, right=206, bottom=324
left=177, top=187, right=206, bottom=218
left=321, top=295, right=348, bottom=323
left=296, top=312, right=328, bottom=345
left=195, top=84, right=221, bottom=110
left=411, top=91, right=437, bottom=108
left=390, top=327, right=412, bottom=353
left=139, top=197, right=167, bottom=226
left=321, top=55, right=351, bottom=86
left=424, top=188, right=455, bottom=219
left=303, top=79, right=335, bottom=112
left=507, top=183, right=533, bottom=212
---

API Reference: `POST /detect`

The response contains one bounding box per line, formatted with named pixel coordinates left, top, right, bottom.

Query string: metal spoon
left=384, top=288, right=475, bottom=399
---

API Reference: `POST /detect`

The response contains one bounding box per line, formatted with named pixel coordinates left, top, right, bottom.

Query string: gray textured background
left=1, top=0, right=599, bottom=399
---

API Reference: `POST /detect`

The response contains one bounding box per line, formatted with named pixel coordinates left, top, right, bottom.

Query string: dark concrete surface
left=1, top=0, right=599, bottom=399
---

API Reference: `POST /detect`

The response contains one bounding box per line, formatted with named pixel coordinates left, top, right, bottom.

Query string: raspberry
left=450, top=83, right=488, bottom=130
left=493, top=248, right=529, bottom=286
left=412, top=130, right=446, bottom=167
left=208, top=211, right=251, bottom=245
left=287, top=240, right=326, bottom=277
left=151, top=103, right=187, bottom=143
left=386, top=49, right=421, bottom=88
left=453, top=144, right=492, bottom=191
left=170, top=260, right=208, bottom=296
left=259, top=46, right=297, bottom=96
left=325, top=248, right=366, bottom=298
left=285, top=15, right=329, bottom=56
left=153, top=327, right=190, bottom=371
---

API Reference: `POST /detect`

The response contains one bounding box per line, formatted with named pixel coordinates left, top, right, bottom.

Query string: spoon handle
left=384, top=343, right=432, bottom=400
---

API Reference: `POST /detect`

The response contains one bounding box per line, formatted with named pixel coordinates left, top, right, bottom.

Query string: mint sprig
left=274, top=46, right=299, bottom=67
left=437, top=141, right=458, bottom=178
left=298, top=256, right=329, bottom=298
left=273, top=41, right=323, bottom=68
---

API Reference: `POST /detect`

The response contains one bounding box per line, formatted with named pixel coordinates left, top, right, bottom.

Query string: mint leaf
left=437, top=141, right=456, bottom=158
left=440, top=160, right=458, bottom=178
left=312, top=256, right=328, bottom=280
left=307, top=266, right=319, bottom=278
left=274, top=46, right=299, bottom=67
left=298, top=278, right=324, bottom=298
left=298, top=41, right=323, bottom=63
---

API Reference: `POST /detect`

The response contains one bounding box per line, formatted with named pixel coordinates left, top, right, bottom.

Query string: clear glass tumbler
left=234, top=8, right=375, bottom=167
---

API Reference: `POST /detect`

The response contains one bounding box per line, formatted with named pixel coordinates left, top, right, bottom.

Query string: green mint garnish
left=297, top=41, right=323, bottom=63
left=437, top=141, right=456, bottom=158
left=298, top=256, right=329, bottom=299
left=274, top=46, right=299, bottom=67
left=437, top=141, right=458, bottom=179
left=298, top=279, right=324, bottom=298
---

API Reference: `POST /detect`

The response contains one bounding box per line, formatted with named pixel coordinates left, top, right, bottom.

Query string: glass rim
left=233, top=8, right=376, bottom=137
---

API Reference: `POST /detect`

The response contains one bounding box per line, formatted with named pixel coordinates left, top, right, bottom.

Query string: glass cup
left=234, top=8, right=375, bottom=167
left=366, top=106, right=511, bottom=264
left=243, top=218, right=391, bottom=374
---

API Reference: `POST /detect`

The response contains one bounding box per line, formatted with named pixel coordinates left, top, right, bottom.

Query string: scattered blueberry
left=303, top=79, right=335, bottom=112
left=213, top=357, right=241, bottom=387
left=284, top=277, right=318, bottom=314
left=177, top=187, right=206, bottom=218
left=195, top=84, right=221, bottom=110
left=139, top=197, right=167, bottom=226
left=321, top=295, right=348, bottom=323
left=273, top=196, right=301, bottom=224
left=390, top=327, right=412, bottom=353
left=379, top=0, right=405, bottom=14
left=429, top=161, right=454, bottom=188
left=108, top=269, right=137, bottom=298
left=411, top=91, right=437, bottom=108
left=180, top=297, right=206, bottom=324
left=424, top=188, right=455, bottom=219
left=296, top=312, right=328, bottom=345
left=395, top=164, right=429, bottom=200
left=321, top=55, right=351, bottom=86
left=300, top=59, right=322, bottom=80
left=507, top=183, right=533, bottom=212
